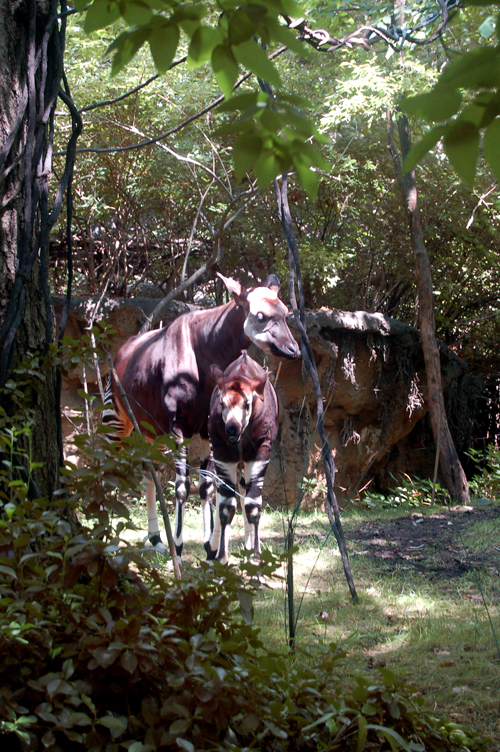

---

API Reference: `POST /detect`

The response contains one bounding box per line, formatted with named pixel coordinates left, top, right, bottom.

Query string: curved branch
left=77, top=54, right=187, bottom=114
left=65, top=46, right=287, bottom=157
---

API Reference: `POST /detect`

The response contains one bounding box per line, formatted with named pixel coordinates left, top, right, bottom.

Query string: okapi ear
left=263, top=274, right=280, bottom=293
left=210, top=364, right=224, bottom=387
left=252, top=373, right=267, bottom=401
left=217, top=272, right=248, bottom=307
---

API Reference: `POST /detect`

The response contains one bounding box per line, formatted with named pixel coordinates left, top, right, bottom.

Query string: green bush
left=0, top=363, right=490, bottom=751
left=361, top=475, right=451, bottom=510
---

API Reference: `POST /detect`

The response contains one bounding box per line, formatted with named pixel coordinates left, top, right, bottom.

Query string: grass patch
left=122, top=494, right=500, bottom=750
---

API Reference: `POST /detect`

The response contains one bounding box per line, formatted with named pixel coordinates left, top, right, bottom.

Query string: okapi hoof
left=206, top=548, right=217, bottom=561
left=146, top=533, right=167, bottom=553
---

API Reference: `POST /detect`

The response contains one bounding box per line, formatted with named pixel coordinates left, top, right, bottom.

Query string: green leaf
left=229, top=7, right=265, bottom=45
left=84, top=0, right=120, bottom=34
left=121, top=0, right=153, bottom=26
left=399, top=88, right=462, bottom=123
left=149, top=23, right=179, bottom=73
left=483, top=117, right=500, bottom=182
left=176, top=739, right=194, bottom=752
left=233, top=39, right=282, bottom=89
left=303, top=143, right=330, bottom=171
left=98, top=715, right=128, bottom=734
left=292, top=156, right=319, bottom=200
left=217, top=91, right=261, bottom=114
left=169, top=718, right=191, bottom=734
left=233, top=133, right=262, bottom=179
left=401, top=125, right=444, bottom=172
left=439, top=46, right=500, bottom=90
left=120, top=650, right=138, bottom=674
left=212, top=44, right=239, bottom=99
left=0, top=564, right=17, bottom=579
left=254, top=148, right=281, bottom=189
left=366, top=724, right=415, bottom=752
left=107, top=26, right=150, bottom=75
left=259, top=107, right=283, bottom=133
left=479, top=16, right=496, bottom=39
left=443, top=120, right=480, bottom=186
left=357, top=715, right=367, bottom=752
left=266, top=17, right=308, bottom=55
left=188, top=26, right=223, bottom=68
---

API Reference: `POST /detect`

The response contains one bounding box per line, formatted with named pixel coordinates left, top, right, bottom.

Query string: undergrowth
left=0, top=354, right=494, bottom=752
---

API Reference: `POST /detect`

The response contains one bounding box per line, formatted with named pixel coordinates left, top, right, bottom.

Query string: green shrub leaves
left=400, top=6, right=500, bottom=186
left=78, top=0, right=326, bottom=197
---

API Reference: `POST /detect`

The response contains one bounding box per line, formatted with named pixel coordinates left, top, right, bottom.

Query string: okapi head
left=211, top=353, right=267, bottom=444
left=219, top=272, right=301, bottom=360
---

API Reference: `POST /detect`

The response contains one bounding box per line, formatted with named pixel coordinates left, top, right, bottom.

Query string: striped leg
left=173, top=443, right=190, bottom=561
left=199, top=439, right=214, bottom=555
left=144, top=472, right=166, bottom=551
left=241, top=459, right=268, bottom=559
left=209, top=460, right=238, bottom=565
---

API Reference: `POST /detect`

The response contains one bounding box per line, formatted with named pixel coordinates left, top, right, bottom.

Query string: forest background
left=52, top=0, right=500, bottom=467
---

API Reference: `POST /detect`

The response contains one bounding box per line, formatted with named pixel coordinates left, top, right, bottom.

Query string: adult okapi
left=208, top=351, right=279, bottom=564
left=103, top=273, right=300, bottom=562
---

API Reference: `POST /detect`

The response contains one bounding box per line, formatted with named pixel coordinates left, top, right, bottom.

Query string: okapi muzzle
left=217, top=375, right=265, bottom=445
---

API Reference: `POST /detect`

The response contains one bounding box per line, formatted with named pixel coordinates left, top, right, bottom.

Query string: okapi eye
left=256, top=312, right=265, bottom=322
left=244, top=401, right=250, bottom=409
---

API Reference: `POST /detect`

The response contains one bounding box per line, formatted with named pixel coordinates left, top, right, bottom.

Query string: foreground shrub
left=0, top=364, right=491, bottom=751
left=0, top=495, right=490, bottom=751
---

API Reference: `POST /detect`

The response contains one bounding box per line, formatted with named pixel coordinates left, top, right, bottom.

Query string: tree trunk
left=387, top=111, right=470, bottom=503
left=0, top=1, right=68, bottom=498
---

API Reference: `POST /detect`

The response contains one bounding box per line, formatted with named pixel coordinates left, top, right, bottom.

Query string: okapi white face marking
left=219, top=273, right=300, bottom=360
left=213, top=370, right=266, bottom=445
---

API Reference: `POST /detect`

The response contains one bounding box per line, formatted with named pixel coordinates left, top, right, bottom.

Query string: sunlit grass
left=120, top=492, right=500, bottom=749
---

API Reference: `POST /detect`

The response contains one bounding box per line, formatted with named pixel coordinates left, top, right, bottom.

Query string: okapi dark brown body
left=208, top=352, right=279, bottom=563
left=103, top=274, right=300, bottom=562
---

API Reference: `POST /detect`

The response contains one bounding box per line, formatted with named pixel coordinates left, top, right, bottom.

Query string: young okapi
left=207, top=352, right=279, bottom=564
left=102, top=273, right=300, bottom=562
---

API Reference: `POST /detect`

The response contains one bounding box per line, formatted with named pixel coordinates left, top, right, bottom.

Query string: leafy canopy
left=400, top=0, right=500, bottom=186
left=73, top=0, right=329, bottom=197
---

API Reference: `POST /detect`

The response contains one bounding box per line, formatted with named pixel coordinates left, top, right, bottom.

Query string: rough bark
left=0, top=1, right=68, bottom=498
left=387, top=111, right=470, bottom=503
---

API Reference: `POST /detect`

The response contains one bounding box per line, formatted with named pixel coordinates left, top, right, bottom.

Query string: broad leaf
left=212, top=44, right=239, bottom=99
left=217, top=91, right=261, bottom=114
left=401, top=125, right=445, bottom=173
left=229, top=7, right=266, bottom=45
left=259, top=107, right=283, bottom=133
left=443, top=120, right=480, bottom=187
left=439, top=46, right=500, bottom=90
left=266, top=17, right=309, bottom=55
left=254, top=148, right=282, bottom=189
left=399, top=88, right=462, bottom=123
left=233, top=132, right=263, bottom=179
left=187, top=26, right=223, bottom=68
left=84, top=0, right=121, bottom=34
left=292, top=155, right=319, bottom=200
left=233, top=39, right=282, bottom=89
left=108, top=26, right=150, bottom=75
left=149, top=23, right=180, bottom=73
left=121, top=0, right=154, bottom=26
left=483, top=117, right=500, bottom=182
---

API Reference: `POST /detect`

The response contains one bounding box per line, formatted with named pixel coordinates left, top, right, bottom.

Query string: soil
left=345, top=504, right=500, bottom=579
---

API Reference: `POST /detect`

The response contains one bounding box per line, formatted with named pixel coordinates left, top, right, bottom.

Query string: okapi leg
left=209, top=460, right=238, bottom=564
left=173, top=443, right=190, bottom=561
left=144, top=472, right=166, bottom=551
left=241, top=460, right=268, bottom=559
left=199, top=438, right=214, bottom=554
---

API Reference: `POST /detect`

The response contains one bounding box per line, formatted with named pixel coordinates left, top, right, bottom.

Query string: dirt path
left=345, top=504, right=500, bottom=579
